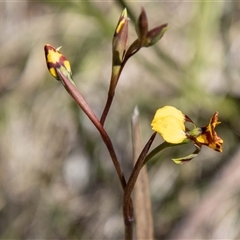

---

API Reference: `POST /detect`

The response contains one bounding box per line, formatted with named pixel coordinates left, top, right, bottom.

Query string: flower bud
left=135, top=7, right=148, bottom=46
left=144, top=23, right=168, bottom=47
left=112, top=8, right=129, bottom=65
left=44, top=44, right=73, bottom=82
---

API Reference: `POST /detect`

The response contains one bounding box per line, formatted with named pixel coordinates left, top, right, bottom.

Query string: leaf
left=131, top=107, right=154, bottom=239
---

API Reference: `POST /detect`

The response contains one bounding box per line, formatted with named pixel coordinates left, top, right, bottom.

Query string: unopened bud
left=135, top=7, right=148, bottom=46
left=145, top=23, right=168, bottom=47
left=44, top=44, right=75, bottom=85
left=112, top=8, right=129, bottom=65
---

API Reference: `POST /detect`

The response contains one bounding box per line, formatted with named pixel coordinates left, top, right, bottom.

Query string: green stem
left=56, top=69, right=127, bottom=190
left=100, top=44, right=140, bottom=126
left=144, top=140, right=189, bottom=165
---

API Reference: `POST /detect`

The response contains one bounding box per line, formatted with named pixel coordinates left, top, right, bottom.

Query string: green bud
left=144, top=23, right=168, bottom=47
left=188, top=127, right=202, bottom=138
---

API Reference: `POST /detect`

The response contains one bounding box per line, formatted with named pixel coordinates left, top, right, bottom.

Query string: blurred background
left=0, top=1, right=240, bottom=239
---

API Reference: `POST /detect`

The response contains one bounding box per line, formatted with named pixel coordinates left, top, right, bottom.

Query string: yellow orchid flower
left=151, top=106, right=187, bottom=144
left=196, top=111, right=223, bottom=152
left=151, top=106, right=223, bottom=150
left=151, top=106, right=223, bottom=164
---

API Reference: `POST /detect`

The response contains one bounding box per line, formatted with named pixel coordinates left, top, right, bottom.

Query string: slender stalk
left=100, top=78, right=116, bottom=125
left=123, top=132, right=156, bottom=240
left=100, top=45, right=140, bottom=126
left=56, top=69, right=127, bottom=190
left=124, top=218, right=133, bottom=240
left=144, top=141, right=175, bottom=165
left=144, top=141, right=189, bottom=165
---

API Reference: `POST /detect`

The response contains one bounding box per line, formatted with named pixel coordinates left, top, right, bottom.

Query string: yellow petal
left=152, top=116, right=186, bottom=143
left=151, top=106, right=185, bottom=125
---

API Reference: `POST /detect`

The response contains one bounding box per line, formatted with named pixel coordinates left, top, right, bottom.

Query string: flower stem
left=144, top=140, right=189, bottom=165
left=100, top=45, right=140, bottom=126
left=123, top=132, right=156, bottom=239
left=100, top=67, right=121, bottom=125
left=56, top=69, right=127, bottom=190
